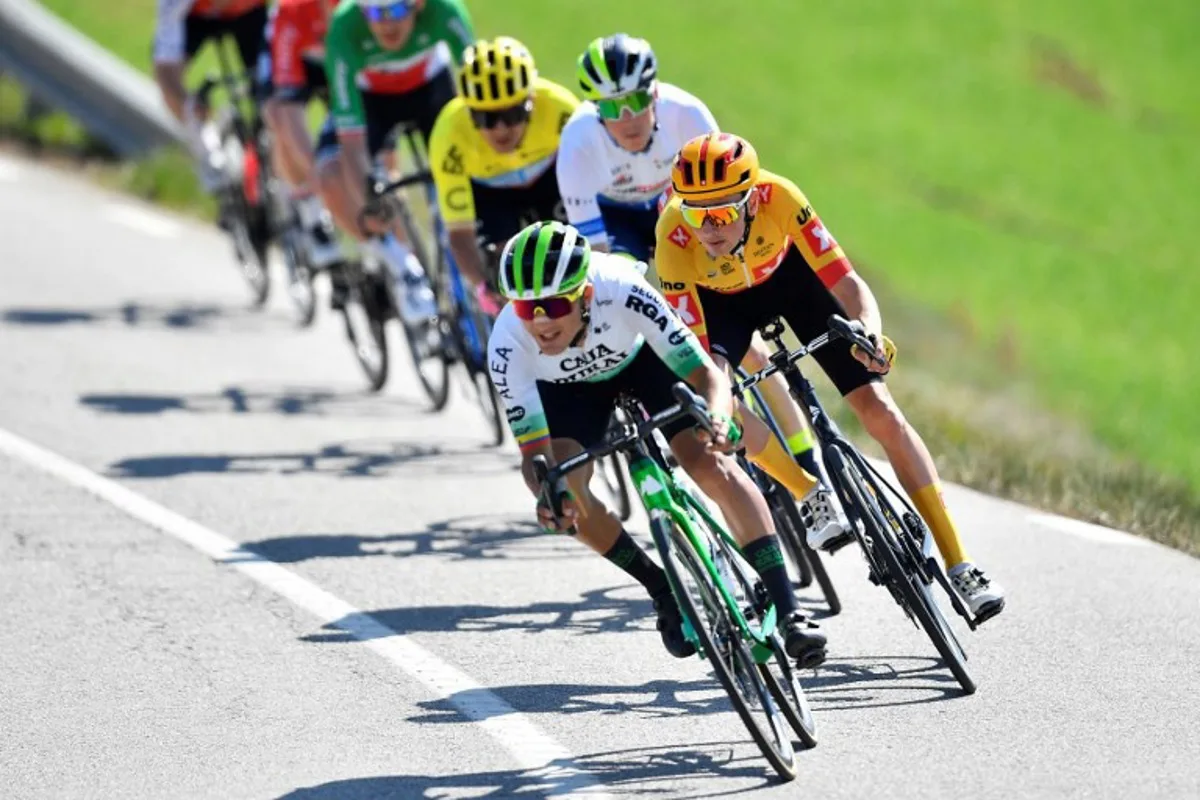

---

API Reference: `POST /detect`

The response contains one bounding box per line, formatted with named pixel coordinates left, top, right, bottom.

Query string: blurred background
left=2, top=0, right=1196, bottom=551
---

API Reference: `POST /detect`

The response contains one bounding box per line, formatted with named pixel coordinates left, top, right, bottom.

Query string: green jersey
left=325, top=0, right=474, bottom=132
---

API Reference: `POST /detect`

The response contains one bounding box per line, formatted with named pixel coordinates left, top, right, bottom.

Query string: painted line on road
left=1029, top=512, right=1150, bottom=547
left=101, top=203, right=183, bottom=239
left=0, top=425, right=613, bottom=799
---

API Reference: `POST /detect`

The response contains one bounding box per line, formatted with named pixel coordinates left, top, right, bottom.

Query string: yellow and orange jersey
left=653, top=169, right=853, bottom=349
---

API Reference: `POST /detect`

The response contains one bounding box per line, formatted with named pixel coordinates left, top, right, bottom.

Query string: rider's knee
left=677, top=443, right=737, bottom=493
left=740, top=340, right=769, bottom=371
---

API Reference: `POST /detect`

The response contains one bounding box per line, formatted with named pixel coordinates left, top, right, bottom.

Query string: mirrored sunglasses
left=595, top=89, right=653, bottom=121
left=679, top=191, right=752, bottom=228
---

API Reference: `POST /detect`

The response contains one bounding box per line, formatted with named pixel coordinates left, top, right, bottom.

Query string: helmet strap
left=568, top=296, right=592, bottom=348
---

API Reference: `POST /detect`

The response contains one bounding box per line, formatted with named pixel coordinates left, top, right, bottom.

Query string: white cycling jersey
left=556, top=82, right=718, bottom=247
left=488, top=252, right=708, bottom=451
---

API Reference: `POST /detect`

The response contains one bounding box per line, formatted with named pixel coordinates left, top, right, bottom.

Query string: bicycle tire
left=774, top=486, right=842, bottom=615
left=341, top=266, right=389, bottom=392
left=280, top=229, right=317, bottom=327
left=393, top=201, right=450, bottom=411
left=827, top=445, right=976, bottom=694
left=224, top=188, right=271, bottom=308
left=650, top=511, right=798, bottom=781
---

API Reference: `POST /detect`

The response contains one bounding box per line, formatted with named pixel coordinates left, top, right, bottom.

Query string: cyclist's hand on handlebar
left=536, top=491, right=578, bottom=533
left=851, top=332, right=897, bottom=374
left=698, top=412, right=742, bottom=453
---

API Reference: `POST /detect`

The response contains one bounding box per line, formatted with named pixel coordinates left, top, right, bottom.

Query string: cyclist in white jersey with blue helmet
left=557, top=34, right=715, bottom=261
left=557, top=33, right=852, bottom=546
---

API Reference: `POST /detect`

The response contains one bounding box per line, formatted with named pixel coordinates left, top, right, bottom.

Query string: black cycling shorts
left=472, top=165, right=567, bottom=249
left=537, top=345, right=696, bottom=449
left=182, top=6, right=268, bottom=70
left=362, top=69, right=457, bottom=158
left=698, top=247, right=881, bottom=397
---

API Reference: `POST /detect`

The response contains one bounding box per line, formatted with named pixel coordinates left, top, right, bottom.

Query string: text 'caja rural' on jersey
left=325, top=0, right=473, bottom=133
left=487, top=253, right=709, bottom=452
left=653, top=170, right=854, bottom=350
left=556, top=82, right=717, bottom=248
left=429, top=78, right=580, bottom=228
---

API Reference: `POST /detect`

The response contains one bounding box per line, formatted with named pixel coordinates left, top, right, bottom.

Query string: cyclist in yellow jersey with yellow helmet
left=427, top=36, right=579, bottom=311
left=655, top=132, right=1005, bottom=622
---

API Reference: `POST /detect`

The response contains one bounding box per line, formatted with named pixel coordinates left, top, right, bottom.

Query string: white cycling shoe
left=948, top=562, right=1005, bottom=622
left=801, top=485, right=852, bottom=551
left=397, top=275, right=438, bottom=324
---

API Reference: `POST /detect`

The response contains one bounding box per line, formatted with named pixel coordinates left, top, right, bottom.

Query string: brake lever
left=828, top=314, right=889, bottom=369
left=671, top=382, right=715, bottom=437
left=531, top=455, right=573, bottom=532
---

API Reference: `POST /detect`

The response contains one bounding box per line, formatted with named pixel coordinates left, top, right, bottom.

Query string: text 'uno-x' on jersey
left=429, top=78, right=580, bottom=227
left=653, top=169, right=854, bottom=350
left=325, top=0, right=473, bottom=132
left=556, top=82, right=718, bottom=247
left=487, top=253, right=709, bottom=452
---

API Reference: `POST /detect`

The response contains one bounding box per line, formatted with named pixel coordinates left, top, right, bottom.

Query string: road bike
left=534, top=384, right=817, bottom=780
left=738, top=315, right=981, bottom=693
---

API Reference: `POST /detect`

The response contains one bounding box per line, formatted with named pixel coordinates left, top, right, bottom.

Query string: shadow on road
left=409, top=676, right=733, bottom=724
left=105, top=438, right=518, bottom=479
left=80, top=384, right=420, bottom=417
left=804, top=655, right=965, bottom=710
left=304, top=584, right=654, bottom=644
left=1, top=301, right=275, bottom=331
left=245, top=514, right=573, bottom=564
left=277, top=741, right=773, bottom=799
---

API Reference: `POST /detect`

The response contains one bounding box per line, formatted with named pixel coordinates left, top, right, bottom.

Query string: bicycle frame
left=612, top=418, right=779, bottom=661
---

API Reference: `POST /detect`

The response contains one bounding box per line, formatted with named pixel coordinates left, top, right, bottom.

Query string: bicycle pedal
left=822, top=531, right=855, bottom=555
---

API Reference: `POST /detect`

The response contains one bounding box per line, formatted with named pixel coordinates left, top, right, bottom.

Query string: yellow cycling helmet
left=671, top=133, right=759, bottom=202
left=458, top=37, right=537, bottom=111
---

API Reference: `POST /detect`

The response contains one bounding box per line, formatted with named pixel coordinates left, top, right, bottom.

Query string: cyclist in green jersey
left=324, top=0, right=473, bottom=319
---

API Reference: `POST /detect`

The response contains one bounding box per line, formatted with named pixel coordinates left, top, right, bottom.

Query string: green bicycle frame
left=624, top=444, right=778, bottom=663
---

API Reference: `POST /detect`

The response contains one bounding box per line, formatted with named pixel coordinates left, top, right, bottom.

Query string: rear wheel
left=650, top=511, right=798, bottom=781
left=280, top=228, right=317, bottom=327
left=395, top=200, right=450, bottom=411
left=224, top=188, right=270, bottom=308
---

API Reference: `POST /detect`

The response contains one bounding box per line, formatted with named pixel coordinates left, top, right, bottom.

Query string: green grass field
left=15, top=0, right=1200, bottom=546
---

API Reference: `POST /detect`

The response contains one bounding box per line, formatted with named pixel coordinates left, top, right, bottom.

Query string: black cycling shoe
left=781, top=611, right=827, bottom=669
left=652, top=591, right=696, bottom=659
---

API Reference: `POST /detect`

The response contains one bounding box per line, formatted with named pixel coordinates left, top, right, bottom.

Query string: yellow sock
left=785, top=428, right=816, bottom=455
left=911, top=483, right=969, bottom=567
left=750, top=433, right=817, bottom=500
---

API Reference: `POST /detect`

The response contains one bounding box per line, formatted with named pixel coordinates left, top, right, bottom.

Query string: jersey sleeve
left=435, top=0, right=475, bottom=64
left=556, top=116, right=609, bottom=246
left=775, top=175, right=854, bottom=288
left=325, top=13, right=366, bottom=132
left=428, top=102, right=476, bottom=227
left=618, top=271, right=709, bottom=380
left=488, top=316, right=549, bottom=453
left=653, top=208, right=711, bottom=351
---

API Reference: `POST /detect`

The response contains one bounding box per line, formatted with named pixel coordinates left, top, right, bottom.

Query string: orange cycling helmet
left=671, top=133, right=759, bottom=202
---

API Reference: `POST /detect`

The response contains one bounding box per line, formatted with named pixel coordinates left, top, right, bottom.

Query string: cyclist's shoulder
left=488, top=306, right=534, bottom=357
left=326, top=0, right=366, bottom=38
left=655, top=82, right=709, bottom=113
left=654, top=199, right=698, bottom=254
left=534, top=77, right=581, bottom=113
left=559, top=102, right=602, bottom=149
left=754, top=169, right=810, bottom=216
left=428, top=97, right=470, bottom=149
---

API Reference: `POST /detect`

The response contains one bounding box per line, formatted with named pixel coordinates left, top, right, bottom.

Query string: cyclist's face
left=690, top=191, right=758, bottom=257
left=368, top=18, right=416, bottom=51
left=519, top=290, right=589, bottom=355
left=602, top=106, right=655, bottom=153
left=481, top=120, right=528, bottom=154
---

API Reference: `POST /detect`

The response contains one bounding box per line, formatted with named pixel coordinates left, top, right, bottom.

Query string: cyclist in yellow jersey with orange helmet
left=655, top=132, right=1005, bottom=621
left=427, top=37, right=579, bottom=311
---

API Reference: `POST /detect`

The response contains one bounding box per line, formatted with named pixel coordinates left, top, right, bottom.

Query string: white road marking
left=1029, top=512, right=1151, bottom=547
left=0, top=425, right=613, bottom=799
left=101, top=203, right=182, bottom=239
left=0, top=154, right=23, bottom=182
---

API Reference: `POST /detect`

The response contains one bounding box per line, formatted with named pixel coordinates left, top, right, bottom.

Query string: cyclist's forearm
left=830, top=272, right=883, bottom=339
left=448, top=228, right=487, bottom=287
left=687, top=363, right=734, bottom=422
left=154, top=63, right=188, bottom=121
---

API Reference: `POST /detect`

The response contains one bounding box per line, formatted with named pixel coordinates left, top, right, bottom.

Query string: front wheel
left=280, top=228, right=317, bottom=327
left=222, top=188, right=270, bottom=308
left=828, top=444, right=975, bottom=694
left=650, top=510, right=799, bottom=781
left=341, top=265, right=389, bottom=392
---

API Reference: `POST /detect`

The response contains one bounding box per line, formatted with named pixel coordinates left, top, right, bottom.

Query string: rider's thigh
left=843, top=381, right=906, bottom=442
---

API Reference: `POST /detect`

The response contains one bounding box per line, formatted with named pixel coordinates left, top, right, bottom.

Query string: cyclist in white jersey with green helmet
left=487, top=220, right=828, bottom=668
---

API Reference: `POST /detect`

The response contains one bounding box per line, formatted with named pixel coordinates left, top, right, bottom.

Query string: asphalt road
left=2, top=153, right=1198, bottom=800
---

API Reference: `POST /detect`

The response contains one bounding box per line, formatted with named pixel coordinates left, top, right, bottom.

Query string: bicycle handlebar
left=735, top=314, right=886, bottom=397
left=531, top=382, right=713, bottom=521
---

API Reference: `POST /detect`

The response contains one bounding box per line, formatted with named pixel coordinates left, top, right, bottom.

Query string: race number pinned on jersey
left=801, top=216, right=838, bottom=255
left=667, top=224, right=692, bottom=249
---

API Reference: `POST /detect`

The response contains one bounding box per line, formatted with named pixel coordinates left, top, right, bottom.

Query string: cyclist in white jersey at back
left=556, top=34, right=715, bottom=262
left=557, top=33, right=853, bottom=546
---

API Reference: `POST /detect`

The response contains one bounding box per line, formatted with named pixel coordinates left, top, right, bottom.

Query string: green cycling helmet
left=576, top=33, right=658, bottom=100
left=499, top=221, right=592, bottom=300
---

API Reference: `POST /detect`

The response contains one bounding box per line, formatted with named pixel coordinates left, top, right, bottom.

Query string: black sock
left=603, top=530, right=668, bottom=597
left=742, top=535, right=799, bottom=618
left=794, top=448, right=823, bottom=489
